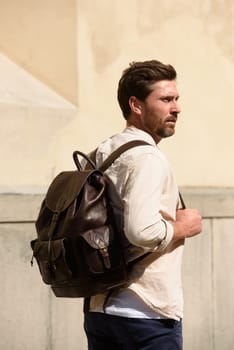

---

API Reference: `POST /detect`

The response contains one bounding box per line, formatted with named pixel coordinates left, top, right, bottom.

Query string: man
left=84, top=60, right=202, bottom=350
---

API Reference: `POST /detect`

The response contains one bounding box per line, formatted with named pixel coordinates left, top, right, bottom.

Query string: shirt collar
left=124, top=126, right=157, bottom=147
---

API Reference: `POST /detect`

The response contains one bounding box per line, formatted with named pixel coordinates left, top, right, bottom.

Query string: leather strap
left=99, top=140, right=151, bottom=172
left=179, top=192, right=186, bottom=209
left=88, top=140, right=186, bottom=208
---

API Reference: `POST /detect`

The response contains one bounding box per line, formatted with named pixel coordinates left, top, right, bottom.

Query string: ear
left=129, top=96, right=142, bottom=115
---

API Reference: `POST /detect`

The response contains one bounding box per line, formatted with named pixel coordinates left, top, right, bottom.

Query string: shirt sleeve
left=123, top=152, right=174, bottom=252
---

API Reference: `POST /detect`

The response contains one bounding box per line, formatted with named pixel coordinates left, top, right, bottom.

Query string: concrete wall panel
left=182, top=219, right=214, bottom=350
left=51, top=298, right=87, bottom=350
left=1, top=190, right=234, bottom=349
left=0, top=223, right=50, bottom=350
left=213, top=218, right=234, bottom=350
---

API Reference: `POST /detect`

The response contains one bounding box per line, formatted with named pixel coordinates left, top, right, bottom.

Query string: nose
left=171, top=100, right=181, bottom=114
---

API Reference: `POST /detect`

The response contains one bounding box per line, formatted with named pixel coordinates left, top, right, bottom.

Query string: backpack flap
left=81, top=226, right=111, bottom=271
left=45, top=170, right=98, bottom=212
left=35, top=168, right=108, bottom=240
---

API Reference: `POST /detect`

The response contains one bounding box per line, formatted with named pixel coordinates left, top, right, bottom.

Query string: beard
left=156, top=125, right=176, bottom=138
left=140, top=112, right=177, bottom=142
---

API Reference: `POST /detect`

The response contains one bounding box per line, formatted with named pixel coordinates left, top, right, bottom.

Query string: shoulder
left=97, top=139, right=161, bottom=170
left=96, top=127, right=160, bottom=162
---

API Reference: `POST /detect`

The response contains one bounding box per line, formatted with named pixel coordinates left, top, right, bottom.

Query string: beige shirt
left=89, top=126, right=184, bottom=320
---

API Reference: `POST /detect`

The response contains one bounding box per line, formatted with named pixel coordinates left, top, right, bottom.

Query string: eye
left=161, top=97, right=171, bottom=102
left=161, top=96, right=179, bottom=103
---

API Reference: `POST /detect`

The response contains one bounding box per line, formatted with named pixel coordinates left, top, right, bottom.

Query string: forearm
left=126, top=217, right=174, bottom=251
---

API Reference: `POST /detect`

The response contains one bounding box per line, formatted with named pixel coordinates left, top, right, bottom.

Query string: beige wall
left=0, top=0, right=77, bottom=104
left=0, top=0, right=234, bottom=191
left=76, top=0, right=234, bottom=187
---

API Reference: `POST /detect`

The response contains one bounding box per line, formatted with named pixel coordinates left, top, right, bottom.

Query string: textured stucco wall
left=0, top=0, right=233, bottom=192
left=0, top=0, right=234, bottom=191
left=0, top=0, right=77, bottom=104
left=76, top=0, right=234, bottom=187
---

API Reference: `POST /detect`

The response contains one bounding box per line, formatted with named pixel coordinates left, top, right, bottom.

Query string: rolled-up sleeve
left=123, top=152, right=174, bottom=252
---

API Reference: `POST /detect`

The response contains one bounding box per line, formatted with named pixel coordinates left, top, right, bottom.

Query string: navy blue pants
left=84, top=312, right=183, bottom=350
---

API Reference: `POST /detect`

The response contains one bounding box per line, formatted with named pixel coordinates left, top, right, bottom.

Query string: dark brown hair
left=117, top=60, right=177, bottom=119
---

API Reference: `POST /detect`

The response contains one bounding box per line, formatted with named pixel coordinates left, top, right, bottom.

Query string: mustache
left=166, top=113, right=178, bottom=122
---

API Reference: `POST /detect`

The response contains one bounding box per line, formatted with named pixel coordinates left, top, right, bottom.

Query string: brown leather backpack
left=30, top=140, right=150, bottom=298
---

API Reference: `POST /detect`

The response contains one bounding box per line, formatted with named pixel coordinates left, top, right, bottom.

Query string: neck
left=126, top=122, right=161, bottom=145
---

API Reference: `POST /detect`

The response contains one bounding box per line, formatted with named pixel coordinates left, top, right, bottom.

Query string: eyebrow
left=160, top=95, right=180, bottom=100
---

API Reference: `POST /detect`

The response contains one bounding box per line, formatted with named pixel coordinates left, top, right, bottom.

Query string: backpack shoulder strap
left=87, top=140, right=186, bottom=208
left=99, top=140, right=151, bottom=172
left=86, top=140, right=151, bottom=171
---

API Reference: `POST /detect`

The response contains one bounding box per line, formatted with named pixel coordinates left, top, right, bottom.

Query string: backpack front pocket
left=31, top=238, right=72, bottom=284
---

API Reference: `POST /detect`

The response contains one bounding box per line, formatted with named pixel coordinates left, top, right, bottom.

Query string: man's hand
left=172, top=208, right=202, bottom=240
